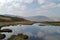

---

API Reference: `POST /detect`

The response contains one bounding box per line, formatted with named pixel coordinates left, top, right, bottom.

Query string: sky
left=0, top=0, right=60, bottom=17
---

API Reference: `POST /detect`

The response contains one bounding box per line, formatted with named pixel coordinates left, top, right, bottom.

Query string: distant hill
left=0, top=15, right=33, bottom=27
left=25, top=16, right=53, bottom=22
left=3, top=14, right=23, bottom=18
left=51, top=17, right=60, bottom=21
left=0, top=15, right=27, bottom=22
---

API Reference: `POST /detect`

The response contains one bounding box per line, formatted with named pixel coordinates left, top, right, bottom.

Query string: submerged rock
left=7, top=33, right=29, bottom=40
left=0, top=29, right=12, bottom=32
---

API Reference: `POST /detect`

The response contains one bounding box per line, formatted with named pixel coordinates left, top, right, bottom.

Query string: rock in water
left=0, top=34, right=6, bottom=39
left=7, top=33, right=29, bottom=40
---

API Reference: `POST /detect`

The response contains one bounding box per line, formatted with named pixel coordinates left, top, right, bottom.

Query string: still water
left=2, top=23, right=60, bottom=40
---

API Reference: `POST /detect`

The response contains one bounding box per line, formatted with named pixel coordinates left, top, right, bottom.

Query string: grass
left=39, top=21, right=60, bottom=26
left=0, top=21, right=33, bottom=27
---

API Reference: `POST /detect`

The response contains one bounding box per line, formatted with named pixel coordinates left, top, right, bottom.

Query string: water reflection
left=1, top=24, right=60, bottom=40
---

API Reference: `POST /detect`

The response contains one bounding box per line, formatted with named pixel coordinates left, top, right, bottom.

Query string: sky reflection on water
left=2, top=24, right=60, bottom=40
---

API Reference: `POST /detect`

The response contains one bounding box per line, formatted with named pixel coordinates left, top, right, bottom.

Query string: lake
left=1, top=23, right=60, bottom=40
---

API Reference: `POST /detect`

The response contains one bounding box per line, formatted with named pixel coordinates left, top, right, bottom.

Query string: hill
left=0, top=15, right=26, bottom=22
left=0, top=15, right=33, bottom=27
left=25, top=16, right=53, bottom=22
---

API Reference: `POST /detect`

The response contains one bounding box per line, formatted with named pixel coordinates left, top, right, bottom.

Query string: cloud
left=6, top=0, right=14, bottom=2
left=0, top=0, right=28, bottom=16
left=38, top=0, right=45, bottom=4
left=57, top=3, right=60, bottom=7
left=22, top=0, right=33, bottom=3
left=41, top=3, right=60, bottom=9
left=7, top=4, right=27, bottom=13
left=0, top=0, right=60, bottom=17
left=0, top=0, right=6, bottom=3
left=32, top=2, right=60, bottom=17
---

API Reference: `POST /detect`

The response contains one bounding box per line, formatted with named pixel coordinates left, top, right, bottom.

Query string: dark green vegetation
left=0, top=34, right=6, bottom=39
left=7, top=33, right=29, bottom=40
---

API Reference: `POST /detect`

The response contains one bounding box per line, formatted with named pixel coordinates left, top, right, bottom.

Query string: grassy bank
left=0, top=15, right=34, bottom=27
left=0, top=21, right=33, bottom=27
left=39, top=22, right=60, bottom=26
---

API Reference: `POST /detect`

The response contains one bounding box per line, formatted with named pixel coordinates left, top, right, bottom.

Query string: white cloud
left=0, top=0, right=6, bottom=7
left=0, top=0, right=60, bottom=17
left=33, top=2, right=60, bottom=17
left=7, top=4, right=27, bottom=16
left=0, top=0, right=6, bottom=3
left=6, top=0, right=14, bottom=2
left=40, top=3, right=60, bottom=10
left=0, top=0, right=28, bottom=16
left=0, top=3, right=3, bottom=7
left=57, top=4, right=60, bottom=7
left=22, top=0, right=33, bottom=3
left=38, top=0, right=45, bottom=4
